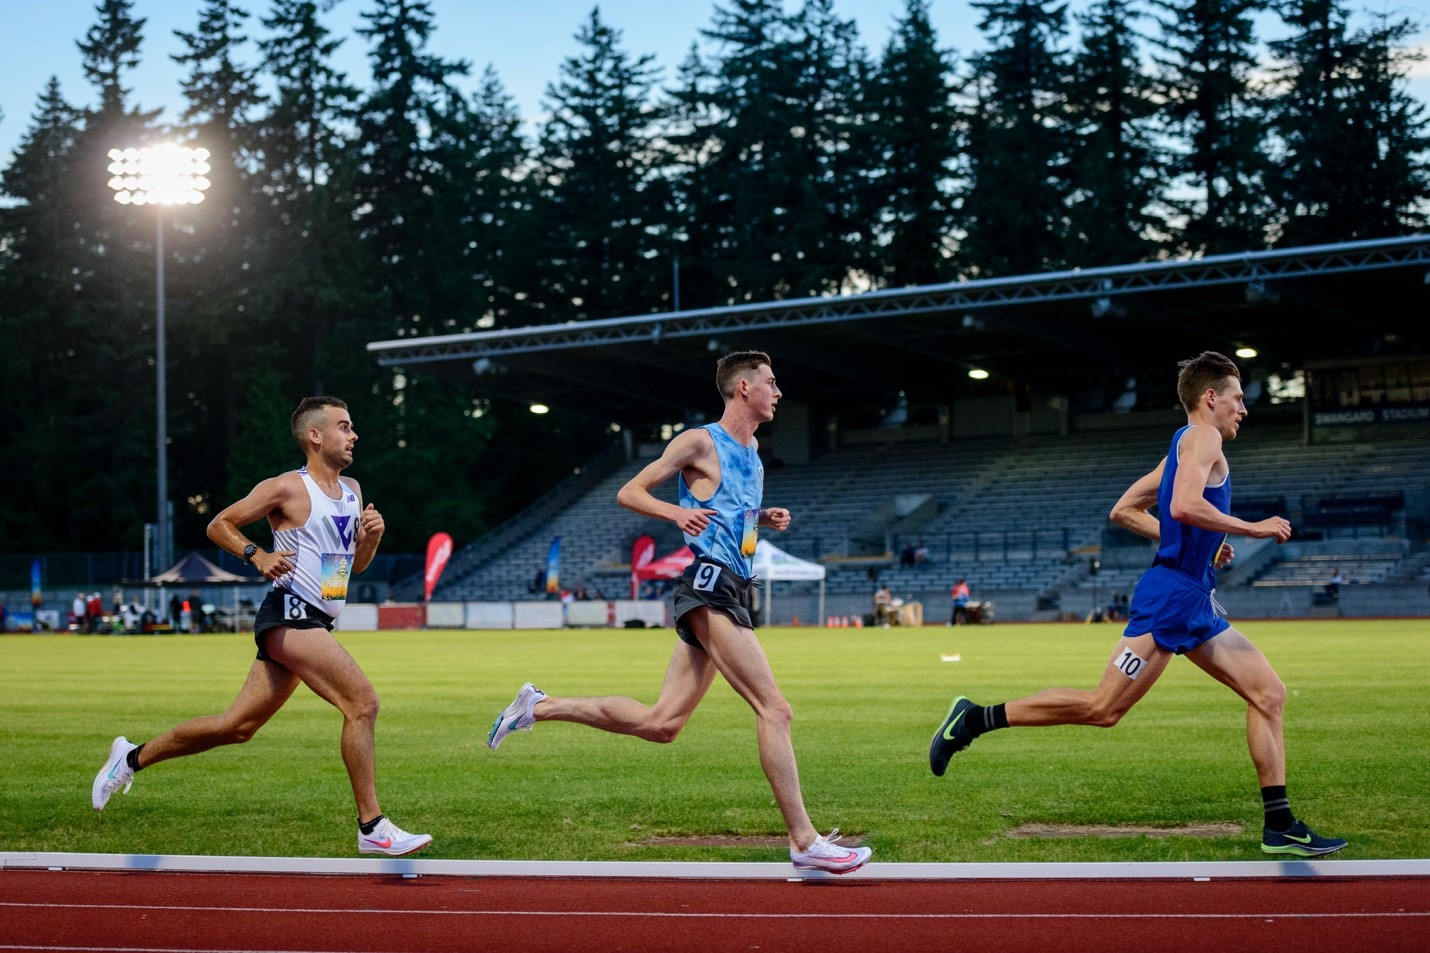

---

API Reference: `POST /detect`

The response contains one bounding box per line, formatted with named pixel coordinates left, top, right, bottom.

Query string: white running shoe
left=92, top=736, right=139, bottom=811
left=790, top=829, right=872, bottom=875
left=358, top=816, right=432, bottom=856
left=486, top=682, right=546, bottom=750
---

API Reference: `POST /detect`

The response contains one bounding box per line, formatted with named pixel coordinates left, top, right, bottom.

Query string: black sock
left=966, top=703, right=1009, bottom=739
left=126, top=744, right=144, bottom=773
left=1262, top=786, right=1294, bottom=831
left=359, top=814, right=385, bottom=835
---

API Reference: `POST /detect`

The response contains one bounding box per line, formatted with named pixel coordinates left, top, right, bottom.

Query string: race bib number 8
left=285, top=594, right=308, bottom=621
left=693, top=562, right=721, bottom=592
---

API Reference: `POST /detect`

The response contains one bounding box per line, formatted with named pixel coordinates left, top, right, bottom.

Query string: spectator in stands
left=873, top=583, right=896, bottom=626
left=1105, top=592, right=1126, bottom=623
left=900, top=544, right=916, bottom=568
left=929, top=350, right=1346, bottom=858
left=950, top=578, right=971, bottom=626
left=1324, top=567, right=1343, bottom=600
left=91, top=395, right=429, bottom=857
left=914, top=540, right=929, bottom=565
left=488, top=349, right=870, bottom=875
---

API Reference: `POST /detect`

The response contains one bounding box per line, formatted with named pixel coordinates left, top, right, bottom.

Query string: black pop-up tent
left=125, top=553, right=263, bottom=631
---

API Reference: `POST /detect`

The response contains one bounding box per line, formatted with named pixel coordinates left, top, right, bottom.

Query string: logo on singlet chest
left=331, top=514, right=355, bottom=548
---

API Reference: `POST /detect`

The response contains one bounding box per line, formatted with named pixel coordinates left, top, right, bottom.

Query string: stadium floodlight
left=106, top=144, right=212, bottom=576
left=106, top=144, right=212, bottom=205
left=529, top=403, right=551, bottom=415
left=1235, top=346, right=1258, bottom=359
left=968, top=368, right=990, bottom=380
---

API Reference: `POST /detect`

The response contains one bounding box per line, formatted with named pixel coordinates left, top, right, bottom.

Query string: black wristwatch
left=242, top=543, right=259, bottom=564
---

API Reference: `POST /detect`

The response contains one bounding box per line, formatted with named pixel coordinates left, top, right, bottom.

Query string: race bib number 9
left=320, top=553, right=351, bottom=602
left=693, top=561, right=721, bottom=593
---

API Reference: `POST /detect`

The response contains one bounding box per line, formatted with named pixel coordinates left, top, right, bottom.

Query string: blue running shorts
left=1123, top=564, right=1229, bottom=655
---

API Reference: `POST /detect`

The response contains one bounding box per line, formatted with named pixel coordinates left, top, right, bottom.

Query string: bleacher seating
left=1302, top=492, right=1405, bottom=532
left=423, top=415, right=1429, bottom=607
left=1249, top=552, right=1406, bottom=588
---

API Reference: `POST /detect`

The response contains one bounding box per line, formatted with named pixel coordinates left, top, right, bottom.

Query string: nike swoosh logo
left=1284, top=833, right=1313, bottom=844
left=365, top=837, right=393, bottom=849
left=942, top=709, right=967, bottom=741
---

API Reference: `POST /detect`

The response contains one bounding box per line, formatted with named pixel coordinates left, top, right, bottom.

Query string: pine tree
left=868, top=0, right=962, bottom=286
left=252, top=0, right=364, bottom=396
left=960, top=0, right=1073, bottom=276
left=669, top=0, right=873, bottom=302
left=1266, top=1, right=1430, bottom=244
left=1147, top=0, right=1269, bottom=253
left=168, top=0, right=268, bottom=546
left=0, top=81, right=104, bottom=549
left=78, top=0, right=146, bottom=116
left=534, top=7, right=673, bottom=321
left=787, top=0, right=878, bottom=293
left=451, top=67, right=536, bottom=332
left=353, top=0, right=473, bottom=338
left=669, top=0, right=800, bottom=304
left=1064, top=0, right=1165, bottom=264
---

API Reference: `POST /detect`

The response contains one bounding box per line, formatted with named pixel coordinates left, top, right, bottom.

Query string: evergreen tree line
left=1, top=0, right=1427, bottom=557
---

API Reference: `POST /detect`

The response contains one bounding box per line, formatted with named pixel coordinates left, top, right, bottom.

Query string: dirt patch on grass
left=1006, top=822, right=1242, bottom=839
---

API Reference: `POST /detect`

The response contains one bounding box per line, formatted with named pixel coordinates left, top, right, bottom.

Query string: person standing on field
left=487, top=350, right=871, bottom=875
left=91, top=396, right=430, bottom=857
left=929, top=351, right=1345, bottom=857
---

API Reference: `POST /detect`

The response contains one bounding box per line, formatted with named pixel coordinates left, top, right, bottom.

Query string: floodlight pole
left=154, top=208, right=169, bottom=572
left=107, top=144, right=211, bottom=575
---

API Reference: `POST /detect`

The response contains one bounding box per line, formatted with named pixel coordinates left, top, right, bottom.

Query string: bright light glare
left=106, top=144, right=212, bottom=206
left=1235, top=347, right=1258, bottom=359
left=529, top=403, right=550, bottom=415
left=968, top=368, right=990, bottom=380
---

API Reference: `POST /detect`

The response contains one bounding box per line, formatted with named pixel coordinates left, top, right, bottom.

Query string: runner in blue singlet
left=928, top=351, right=1346, bottom=857
left=488, top=350, right=871, bottom=875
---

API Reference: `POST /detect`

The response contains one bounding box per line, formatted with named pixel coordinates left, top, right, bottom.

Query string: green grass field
left=2, top=620, right=1426, bottom=863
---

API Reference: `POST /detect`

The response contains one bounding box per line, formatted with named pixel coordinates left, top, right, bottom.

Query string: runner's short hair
left=715, top=351, right=772, bottom=400
left=1176, top=352, right=1240, bottom=414
left=291, top=396, right=349, bottom=449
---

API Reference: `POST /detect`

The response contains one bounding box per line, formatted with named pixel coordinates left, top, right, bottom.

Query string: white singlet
left=270, top=469, right=360, bottom=618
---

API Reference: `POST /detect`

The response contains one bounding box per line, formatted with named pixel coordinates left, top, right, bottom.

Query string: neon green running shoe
left=1261, top=820, right=1347, bottom=857
left=929, top=696, right=976, bottom=777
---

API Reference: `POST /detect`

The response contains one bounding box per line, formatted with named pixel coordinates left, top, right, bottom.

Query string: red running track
left=2, top=869, right=1426, bottom=953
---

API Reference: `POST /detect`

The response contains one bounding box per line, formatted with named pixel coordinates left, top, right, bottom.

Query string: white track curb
left=3, top=852, right=1427, bottom=880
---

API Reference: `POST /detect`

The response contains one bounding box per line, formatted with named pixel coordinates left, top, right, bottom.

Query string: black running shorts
left=671, top=557, right=755, bottom=649
left=252, top=589, right=336, bottom=661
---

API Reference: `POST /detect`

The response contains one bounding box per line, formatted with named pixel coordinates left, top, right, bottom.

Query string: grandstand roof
left=367, top=235, right=1430, bottom=426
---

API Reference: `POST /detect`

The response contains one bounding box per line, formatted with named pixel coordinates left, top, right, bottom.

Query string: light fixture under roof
left=1235, top=347, right=1258, bottom=359
left=968, top=368, right=990, bottom=380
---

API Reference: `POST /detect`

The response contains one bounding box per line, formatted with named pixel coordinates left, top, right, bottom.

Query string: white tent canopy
left=752, top=540, right=825, bottom=626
